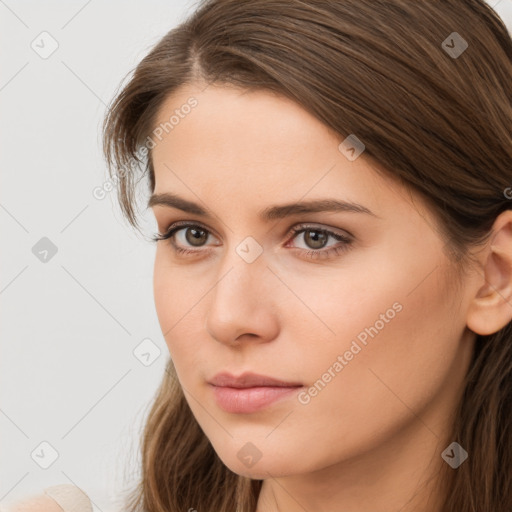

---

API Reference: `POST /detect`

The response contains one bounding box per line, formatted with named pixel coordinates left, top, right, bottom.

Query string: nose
left=204, top=249, right=280, bottom=347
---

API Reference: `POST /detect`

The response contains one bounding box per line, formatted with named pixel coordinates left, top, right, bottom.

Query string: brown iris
left=304, top=229, right=328, bottom=249
left=185, top=227, right=208, bottom=246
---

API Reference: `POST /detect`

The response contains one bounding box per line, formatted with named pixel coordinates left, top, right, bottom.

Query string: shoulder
left=1, top=485, right=92, bottom=512
left=1, top=493, right=65, bottom=512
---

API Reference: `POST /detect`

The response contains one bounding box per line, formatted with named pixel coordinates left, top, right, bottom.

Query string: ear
left=466, top=209, right=512, bottom=336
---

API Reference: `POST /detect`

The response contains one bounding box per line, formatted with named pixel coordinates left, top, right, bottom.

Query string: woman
left=102, top=0, right=512, bottom=511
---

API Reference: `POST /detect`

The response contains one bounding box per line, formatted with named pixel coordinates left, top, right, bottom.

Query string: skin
left=2, top=485, right=93, bottom=512
left=1, top=494, right=65, bottom=512
left=149, top=83, right=512, bottom=512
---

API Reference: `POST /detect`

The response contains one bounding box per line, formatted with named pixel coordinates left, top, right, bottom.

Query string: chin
left=213, top=443, right=305, bottom=480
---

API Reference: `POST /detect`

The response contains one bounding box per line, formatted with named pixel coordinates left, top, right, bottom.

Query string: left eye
left=288, top=226, right=349, bottom=250
left=151, top=222, right=353, bottom=259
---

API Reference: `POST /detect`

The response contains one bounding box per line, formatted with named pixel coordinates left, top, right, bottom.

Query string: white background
left=1, top=1, right=511, bottom=511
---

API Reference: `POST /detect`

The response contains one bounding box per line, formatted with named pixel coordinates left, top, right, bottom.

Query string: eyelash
left=151, top=221, right=353, bottom=260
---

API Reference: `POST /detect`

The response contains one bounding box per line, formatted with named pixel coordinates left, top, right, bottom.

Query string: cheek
left=290, top=259, right=462, bottom=458
left=152, top=251, right=203, bottom=360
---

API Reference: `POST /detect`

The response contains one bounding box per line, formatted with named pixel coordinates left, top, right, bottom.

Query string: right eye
left=152, top=222, right=220, bottom=255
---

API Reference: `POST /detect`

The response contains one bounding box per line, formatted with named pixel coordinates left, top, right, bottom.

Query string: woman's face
left=149, top=83, right=476, bottom=479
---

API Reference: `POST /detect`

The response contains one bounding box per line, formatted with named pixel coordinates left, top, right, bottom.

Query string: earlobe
left=466, top=211, right=512, bottom=336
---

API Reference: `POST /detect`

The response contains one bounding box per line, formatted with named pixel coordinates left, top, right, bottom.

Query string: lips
left=208, top=371, right=303, bottom=388
left=208, top=372, right=303, bottom=413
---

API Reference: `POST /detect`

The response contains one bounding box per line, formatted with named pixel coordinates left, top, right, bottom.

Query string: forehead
left=148, top=84, right=432, bottom=228
left=152, top=84, right=337, bottom=163
left=152, top=85, right=377, bottom=193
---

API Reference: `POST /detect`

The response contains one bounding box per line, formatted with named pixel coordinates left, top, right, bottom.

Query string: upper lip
left=209, top=372, right=303, bottom=388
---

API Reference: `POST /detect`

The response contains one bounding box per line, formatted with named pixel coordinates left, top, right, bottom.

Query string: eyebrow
left=147, top=192, right=378, bottom=221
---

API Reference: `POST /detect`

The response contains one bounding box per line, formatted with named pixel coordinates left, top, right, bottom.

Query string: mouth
left=208, top=372, right=304, bottom=414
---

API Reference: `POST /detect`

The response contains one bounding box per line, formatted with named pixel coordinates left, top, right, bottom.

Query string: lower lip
left=210, top=384, right=302, bottom=413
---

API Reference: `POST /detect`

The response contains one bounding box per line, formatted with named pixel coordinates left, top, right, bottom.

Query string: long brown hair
left=102, top=1, right=512, bottom=510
